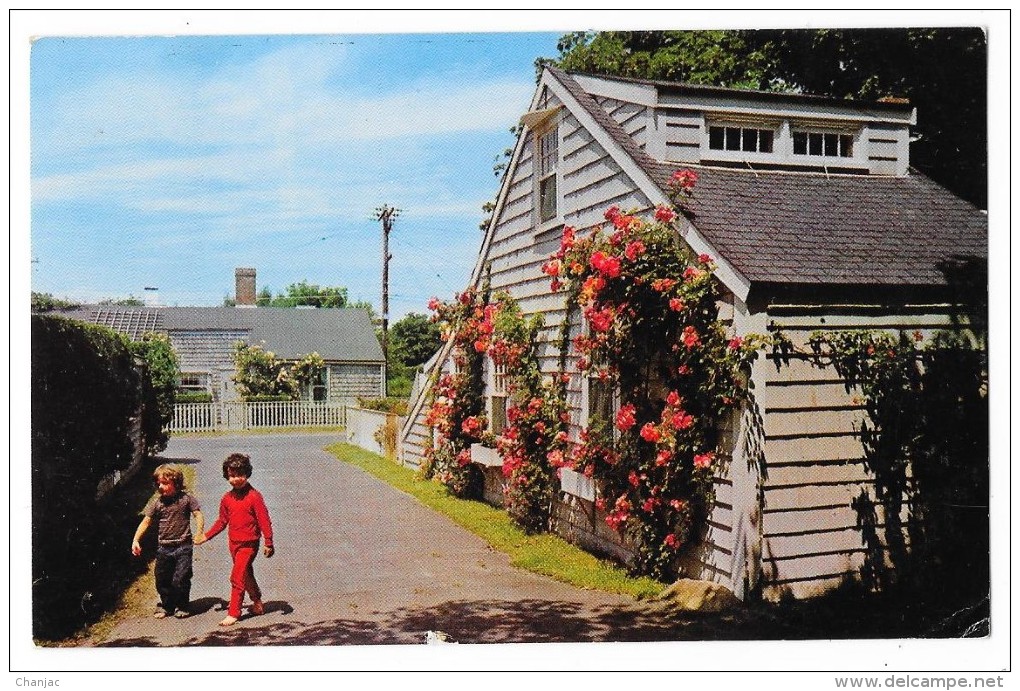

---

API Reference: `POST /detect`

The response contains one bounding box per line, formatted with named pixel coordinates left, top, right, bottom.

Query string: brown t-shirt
left=143, top=492, right=201, bottom=546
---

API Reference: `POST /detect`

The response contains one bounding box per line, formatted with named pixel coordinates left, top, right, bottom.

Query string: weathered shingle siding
left=329, top=363, right=384, bottom=403
left=754, top=303, right=963, bottom=600
left=595, top=95, right=650, bottom=150
left=170, top=330, right=248, bottom=373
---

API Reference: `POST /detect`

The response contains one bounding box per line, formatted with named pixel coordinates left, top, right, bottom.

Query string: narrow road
left=98, top=432, right=710, bottom=647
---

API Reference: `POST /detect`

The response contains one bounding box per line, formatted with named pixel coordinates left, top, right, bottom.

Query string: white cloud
left=35, top=42, right=533, bottom=159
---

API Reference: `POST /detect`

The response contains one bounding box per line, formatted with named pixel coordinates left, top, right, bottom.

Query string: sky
left=29, top=28, right=560, bottom=320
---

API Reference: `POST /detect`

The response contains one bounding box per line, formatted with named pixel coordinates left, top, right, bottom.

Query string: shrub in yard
left=175, top=391, right=213, bottom=403
left=356, top=397, right=410, bottom=416
left=31, top=315, right=144, bottom=639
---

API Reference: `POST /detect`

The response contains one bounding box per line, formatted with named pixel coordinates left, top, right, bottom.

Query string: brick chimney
left=235, top=267, right=257, bottom=307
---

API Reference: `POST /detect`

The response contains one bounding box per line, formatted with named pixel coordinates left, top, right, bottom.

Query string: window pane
left=540, top=176, right=557, bottom=222
left=759, top=130, right=774, bottom=153
left=840, top=134, right=854, bottom=157
left=491, top=396, right=507, bottom=436
left=793, top=132, right=807, bottom=154
left=589, top=379, right=615, bottom=424
left=824, top=133, right=838, bottom=156
left=709, top=126, right=725, bottom=150
left=726, top=127, right=741, bottom=150
left=809, top=132, right=823, bottom=155
left=742, top=128, right=758, bottom=152
left=540, top=130, right=558, bottom=175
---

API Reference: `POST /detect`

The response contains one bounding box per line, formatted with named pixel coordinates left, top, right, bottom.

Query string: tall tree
left=389, top=312, right=443, bottom=369
left=546, top=28, right=987, bottom=208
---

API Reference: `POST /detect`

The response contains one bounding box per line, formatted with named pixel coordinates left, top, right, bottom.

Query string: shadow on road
left=99, top=597, right=799, bottom=647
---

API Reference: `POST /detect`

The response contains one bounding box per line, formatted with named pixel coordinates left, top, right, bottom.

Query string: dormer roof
left=545, top=66, right=986, bottom=292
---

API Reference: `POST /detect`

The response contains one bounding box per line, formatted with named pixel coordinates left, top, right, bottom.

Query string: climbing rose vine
left=422, top=288, right=490, bottom=498
left=546, top=188, right=766, bottom=580
left=488, top=298, right=569, bottom=533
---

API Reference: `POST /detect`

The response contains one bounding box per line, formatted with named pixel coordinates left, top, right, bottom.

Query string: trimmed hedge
left=356, top=396, right=409, bottom=416
left=31, top=315, right=162, bottom=639
left=175, top=391, right=213, bottom=403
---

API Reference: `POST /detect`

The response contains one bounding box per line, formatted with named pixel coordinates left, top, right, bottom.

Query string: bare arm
left=192, top=510, right=205, bottom=540
left=131, top=516, right=151, bottom=556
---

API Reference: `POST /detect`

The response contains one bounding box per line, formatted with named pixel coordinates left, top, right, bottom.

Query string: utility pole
left=375, top=205, right=399, bottom=365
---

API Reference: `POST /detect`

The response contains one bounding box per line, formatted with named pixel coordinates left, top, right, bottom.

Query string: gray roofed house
left=55, top=271, right=385, bottom=404
left=401, top=67, right=987, bottom=602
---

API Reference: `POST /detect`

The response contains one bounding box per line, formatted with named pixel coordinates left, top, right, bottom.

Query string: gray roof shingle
left=53, top=306, right=384, bottom=363
left=548, top=67, right=987, bottom=288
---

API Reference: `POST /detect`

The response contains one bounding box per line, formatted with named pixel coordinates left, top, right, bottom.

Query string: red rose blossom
left=639, top=423, right=661, bottom=442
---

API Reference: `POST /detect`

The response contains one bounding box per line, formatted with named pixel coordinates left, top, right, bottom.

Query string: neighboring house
left=55, top=270, right=385, bottom=405
left=400, top=67, right=987, bottom=600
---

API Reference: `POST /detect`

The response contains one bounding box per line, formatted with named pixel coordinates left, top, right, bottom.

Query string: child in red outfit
left=195, top=453, right=274, bottom=627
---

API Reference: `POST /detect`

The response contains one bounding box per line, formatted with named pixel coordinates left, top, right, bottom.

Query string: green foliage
left=231, top=342, right=299, bottom=401
left=98, top=296, right=146, bottom=306
left=130, top=332, right=179, bottom=455
left=31, top=292, right=80, bottom=312
left=31, top=315, right=143, bottom=639
left=549, top=30, right=779, bottom=90
left=175, top=391, right=213, bottom=403
left=257, top=280, right=350, bottom=308
left=390, top=312, right=442, bottom=368
left=356, top=397, right=410, bottom=416
left=231, top=344, right=327, bottom=402
left=386, top=371, right=412, bottom=399
left=547, top=28, right=987, bottom=208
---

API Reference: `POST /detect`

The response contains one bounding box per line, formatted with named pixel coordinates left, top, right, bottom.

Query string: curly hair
left=153, top=464, right=185, bottom=491
left=222, top=453, right=253, bottom=479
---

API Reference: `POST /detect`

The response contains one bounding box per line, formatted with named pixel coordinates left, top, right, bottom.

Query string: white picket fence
left=170, top=401, right=347, bottom=433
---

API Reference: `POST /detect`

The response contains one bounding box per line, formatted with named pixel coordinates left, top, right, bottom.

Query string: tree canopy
left=389, top=312, right=443, bottom=369
left=255, top=280, right=351, bottom=308
left=544, top=28, right=987, bottom=208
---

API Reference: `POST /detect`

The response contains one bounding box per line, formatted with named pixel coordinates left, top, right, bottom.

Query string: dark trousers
left=154, top=543, right=194, bottom=613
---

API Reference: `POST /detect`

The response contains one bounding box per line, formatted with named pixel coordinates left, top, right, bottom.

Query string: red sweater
left=204, top=484, right=274, bottom=548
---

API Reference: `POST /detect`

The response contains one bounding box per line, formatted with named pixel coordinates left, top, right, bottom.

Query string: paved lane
left=99, top=433, right=685, bottom=647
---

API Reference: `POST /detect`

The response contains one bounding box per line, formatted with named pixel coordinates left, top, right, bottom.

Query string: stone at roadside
left=655, top=579, right=742, bottom=613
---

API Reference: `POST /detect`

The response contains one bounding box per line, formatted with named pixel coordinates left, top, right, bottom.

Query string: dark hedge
left=31, top=315, right=146, bottom=640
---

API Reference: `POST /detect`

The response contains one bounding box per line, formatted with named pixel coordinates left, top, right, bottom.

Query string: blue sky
left=30, top=31, right=560, bottom=319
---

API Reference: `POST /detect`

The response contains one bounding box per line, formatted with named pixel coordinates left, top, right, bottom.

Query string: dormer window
left=792, top=130, right=855, bottom=158
left=708, top=125, right=774, bottom=154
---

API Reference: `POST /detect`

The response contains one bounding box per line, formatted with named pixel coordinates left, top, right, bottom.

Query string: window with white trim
left=488, top=359, right=509, bottom=436
left=537, top=125, right=559, bottom=223
left=708, top=125, right=774, bottom=153
left=303, top=367, right=328, bottom=402
left=792, top=130, right=854, bottom=158
left=178, top=372, right=211, bottom=394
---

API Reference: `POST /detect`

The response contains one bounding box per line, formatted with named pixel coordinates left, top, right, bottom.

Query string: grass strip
left=325, top=443, right=663, bottom=600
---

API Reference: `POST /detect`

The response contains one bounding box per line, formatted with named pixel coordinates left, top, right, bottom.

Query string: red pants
left=227, top=540, right=262, bottom=618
